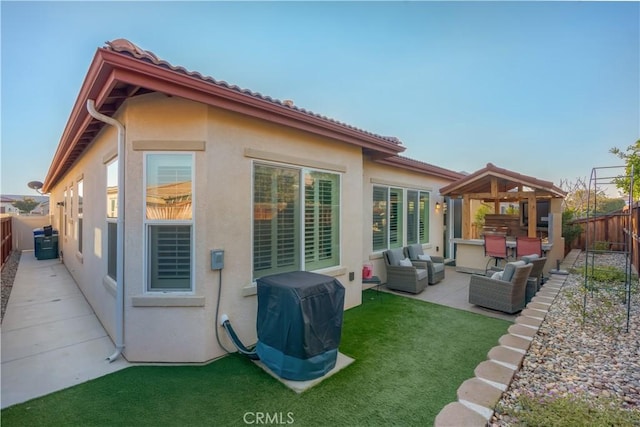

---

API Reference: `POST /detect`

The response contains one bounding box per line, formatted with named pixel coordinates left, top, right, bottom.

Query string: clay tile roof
left=43, top=39, right=406, bottom=192
left=105, top=39, right=403, bottom=145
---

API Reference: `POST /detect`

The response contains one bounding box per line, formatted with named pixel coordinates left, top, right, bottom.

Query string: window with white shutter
left=253, top=163, right=340, bottom=280
left=372, top=186, right=388, bottom=251
left=419, top=191, right=430, bottom=244
left=106, top=159, right=118, bottom=280
left=372, top=186, right=430, bottom=251
left=145, top=153, right=194, bottom=292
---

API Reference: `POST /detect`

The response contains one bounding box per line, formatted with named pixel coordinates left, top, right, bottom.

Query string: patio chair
left=484, top=234, right=508, bottom=270
left=515, top=236, right=542, bottom=258
left=522, top=254, right=547, bottom=291
left=382, top=247, right=428, bottom=294
left=404, top=243, right=445, bottom=285
left=490, top=256, right=547, bottom=303
left=468, top=261, right=533, bottom=314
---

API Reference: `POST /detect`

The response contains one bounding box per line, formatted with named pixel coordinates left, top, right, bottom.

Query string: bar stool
left=515, top=236, right=542, bottom=258
left=484, top=234, right=508, bottom=271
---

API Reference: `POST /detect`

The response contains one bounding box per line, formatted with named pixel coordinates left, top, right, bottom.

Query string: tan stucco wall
left=48, top=122, right=120, bottom=342
left=49, top=93, right=366, bottom=363
left=363, top=160, right=451, bottom=284
left=546, top=198, right=565, bottom=274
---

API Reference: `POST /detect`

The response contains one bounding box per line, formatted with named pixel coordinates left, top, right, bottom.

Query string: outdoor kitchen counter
left=453, top=238, right=553, bottom=274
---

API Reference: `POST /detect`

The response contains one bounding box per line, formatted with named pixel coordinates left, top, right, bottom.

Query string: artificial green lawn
left=2, top=290, right=510, bottom=426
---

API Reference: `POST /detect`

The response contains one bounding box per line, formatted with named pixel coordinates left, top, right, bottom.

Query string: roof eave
left=375, top=156, right=465, bottom=181
left=440, top=163, right=566, bottom=198
left=43, top=47, right=404, bottom=192
left=43, top=50, right=117, bottom=193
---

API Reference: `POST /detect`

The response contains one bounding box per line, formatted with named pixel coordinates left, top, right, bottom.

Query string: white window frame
left=252, top=160, right=342, bottom=281
left=106, top=158, right=118, bottom=281
left=77, top=176, right=84, bottom=255
left=143, top=152, right=195, bottom=294
left=63, top=187, right=68, bottom=238
left=372, top=185, right=431, bottom=251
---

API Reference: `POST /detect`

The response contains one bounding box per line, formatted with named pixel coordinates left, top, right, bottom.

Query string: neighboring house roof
left=43, top=39, right=408, bottom=193
left=375, top=155, right=465, bottom=182
left=439, top=162, right=566, bottom=198
left=0, top=195, right=50, bottom=204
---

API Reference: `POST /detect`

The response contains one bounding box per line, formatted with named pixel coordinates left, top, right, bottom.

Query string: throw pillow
left=418, top=254, right=432, bottom=261
left=491, top=271, right=503, bottom=280
left=502, top=260, right=526, bottom=282
left=399, top=258, right=413, bottom=267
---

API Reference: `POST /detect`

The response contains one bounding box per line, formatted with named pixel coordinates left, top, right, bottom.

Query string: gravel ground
left=492, top=252, right=640, bottom=424
left=1, top=250, right=21, bottom=323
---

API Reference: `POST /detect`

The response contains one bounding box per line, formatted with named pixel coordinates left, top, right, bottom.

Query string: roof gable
left=439, top=163, right=565, bottom=198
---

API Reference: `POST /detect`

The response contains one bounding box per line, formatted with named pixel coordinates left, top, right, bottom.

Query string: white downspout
left=87, top=99, right=125, bottom=362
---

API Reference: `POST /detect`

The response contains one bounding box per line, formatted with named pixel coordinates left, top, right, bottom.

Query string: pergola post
left=462, top=194, right=471, bottom=239
left=527, top=194, right=537, bottom=237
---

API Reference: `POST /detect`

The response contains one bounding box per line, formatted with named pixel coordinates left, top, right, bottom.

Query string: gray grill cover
left=257, top=271, right=345, bottom=359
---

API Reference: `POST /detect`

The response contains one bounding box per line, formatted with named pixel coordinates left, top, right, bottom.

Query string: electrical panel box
left=211, top=249, right=224, bottom=270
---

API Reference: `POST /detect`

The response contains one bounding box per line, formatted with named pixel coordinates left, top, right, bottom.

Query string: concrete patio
left=1, top=252, right=129, bottom=409
left=2, top=251, right=523, bottom=409
left=365, top=266, right=518, bottom=322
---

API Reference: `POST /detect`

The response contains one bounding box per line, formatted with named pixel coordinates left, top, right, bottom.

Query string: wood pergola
left=440, top=163, right=566, bottom=239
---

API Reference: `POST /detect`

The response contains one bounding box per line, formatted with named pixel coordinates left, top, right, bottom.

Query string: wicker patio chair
left=469, top=262, right=533, bottom=314
left=523, top=255, right=547, bottom=291
left=404, top=243, right=445, bottom=285
left=491, top=256, right=547, bottom=303
left=383, top=247, right=428, bottom=294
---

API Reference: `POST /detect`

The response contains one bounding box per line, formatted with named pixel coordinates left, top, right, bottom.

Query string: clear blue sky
left=2, top=1, right=638, bottom=196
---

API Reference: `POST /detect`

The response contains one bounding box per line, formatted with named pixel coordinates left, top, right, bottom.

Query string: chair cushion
left=386, top=248, right=405, bottom=266
left=399, top=258, right=413, bottom=267
left=502, top=260, right=526, bottom=282
left=416, top=269, right=429, bottom=280
left=433, top=263, right=445, bottom=273
left=522, top=254, right=540, bottom=264
left=418, top=254, right=432, bottom=261
left=407, top=244, right=423, bottom=259
left=491, top=271, right=504, bottom=280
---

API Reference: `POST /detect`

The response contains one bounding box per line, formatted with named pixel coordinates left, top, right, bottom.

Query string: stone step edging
left=434, top=256, right=577, bottom=426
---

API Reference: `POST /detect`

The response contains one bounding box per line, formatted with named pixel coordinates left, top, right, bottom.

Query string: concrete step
left=499, top=334, right=532, bottom=352
left=520, top=308, right=545, bottom=319
left=474, top=360, right=516, bottom=386
left=515, top=315, right=543, bottom=328
left=527, top=302, right=551, bottom=311
left=457, top=377, right=504, bottom=408
left=434, top=401, right=488, bottom=426
left=508, top=323, right=538, bottom=338
left=488, top=345, right=525, bottom=369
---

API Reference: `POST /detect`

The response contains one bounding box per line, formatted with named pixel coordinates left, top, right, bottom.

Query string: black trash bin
left=34, top=226, right=59, bottom=260
left=256, top=271, right=345, bottom=381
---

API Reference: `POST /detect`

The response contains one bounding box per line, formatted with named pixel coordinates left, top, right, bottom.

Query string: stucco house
left=42, top=39, right=463, bottom=363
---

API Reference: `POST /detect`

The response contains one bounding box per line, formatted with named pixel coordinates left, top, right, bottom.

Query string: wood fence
left=1, top=216, right=12, bottom=270
left=569, top=203, right=640, bottom=273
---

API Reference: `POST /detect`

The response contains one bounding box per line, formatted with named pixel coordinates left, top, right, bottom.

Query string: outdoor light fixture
left=435, top=202, right=441, bottom=211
